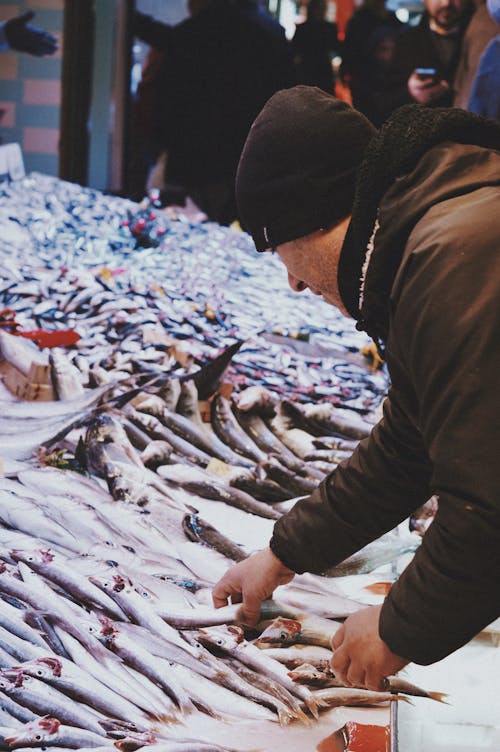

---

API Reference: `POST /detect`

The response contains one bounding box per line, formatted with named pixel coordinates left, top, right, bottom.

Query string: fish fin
left=75, top=435, right=88, bottom=471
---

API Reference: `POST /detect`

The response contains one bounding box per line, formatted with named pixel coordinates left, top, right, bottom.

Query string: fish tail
left=277, top=709, right=293, bottom=726
left=305, top=697, right=321, bottom=719
left=427, top=691, right=450, bottom=704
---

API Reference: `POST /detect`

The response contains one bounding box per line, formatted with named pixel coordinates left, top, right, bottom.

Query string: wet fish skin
left=0, top=670, right=107, bottom=736
left=196, top=625, right=322, bottom=720
left=158, top=471, right=281, bottom=521
left=210, top=396, right=267, bottom=464
left=322, top=534, right=420, bottom=577
left=2, top=715, right=109, bottom=748
left=182, top=514, right=247, bottom=563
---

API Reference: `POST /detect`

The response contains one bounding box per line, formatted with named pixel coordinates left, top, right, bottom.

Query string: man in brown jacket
left=213, top=86, right=500, bottom=690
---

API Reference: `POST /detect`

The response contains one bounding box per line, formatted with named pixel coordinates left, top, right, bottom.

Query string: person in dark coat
left=133, top=0, right=295, bottom=225
left=340, top=0, right=402, bottom=110
left=292, top=0, right=339, bottom=92
left=380, top=0, right=473, bottom=114
left=213, top=86, right=500, bottom=689
left=351, top=25, right=400, bottom=126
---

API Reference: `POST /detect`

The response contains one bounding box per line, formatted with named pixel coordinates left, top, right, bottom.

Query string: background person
left=467, top=0, right=500, bottom=118
left=340, top=0, right=402, bottom=111
left=380, top=0, right=472, bottom=113
left=292, top=0, right=339, bottom=93
left=133, top=0, right=295, bottom=225
left=213, top=86, right=500, bottom=691
left=453, top=0, right=499, bottom=109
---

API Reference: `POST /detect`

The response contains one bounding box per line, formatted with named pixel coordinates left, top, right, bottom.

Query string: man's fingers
left=212, top=579, right=236, bottom=608
left=365, top=671, right=388, bottom=692
left=331, top=623, right=345, bottom=650
left=346, top=667, right=366, bottom=689
left=240, top=593, right=263, bottom=627
left=331, top=646, right=350, bottom=684
left=19, top=11, right=35, bottom=24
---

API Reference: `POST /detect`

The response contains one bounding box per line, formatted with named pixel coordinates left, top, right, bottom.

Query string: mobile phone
left=414, top=67, right=440, bottom=81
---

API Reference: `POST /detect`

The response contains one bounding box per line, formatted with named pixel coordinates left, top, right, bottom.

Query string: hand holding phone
left=414, top=67, right=440, bottom=82
left=408, top=67, right=447, bottom=104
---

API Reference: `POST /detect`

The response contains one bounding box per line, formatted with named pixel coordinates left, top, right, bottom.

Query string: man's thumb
left=19, top=11, right=35, bottom=25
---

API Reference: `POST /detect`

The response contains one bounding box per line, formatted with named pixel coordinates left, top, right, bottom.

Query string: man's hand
left=331, top=605, right=408, bottom=690
left=212, top=547, right=295, bottom=626
left=4, top=12, right=58, bottom=56
left=407, top=71, right=449, bottom=105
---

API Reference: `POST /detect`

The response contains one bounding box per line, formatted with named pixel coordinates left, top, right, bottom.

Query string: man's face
left=274, top=216, right=351, bottom=317
left=424, top=0, right=465, bottom=32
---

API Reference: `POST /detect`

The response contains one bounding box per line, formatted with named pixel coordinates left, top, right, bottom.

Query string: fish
left=157, top=466, right=281, bottom=520
left=258, top=645, right=334, bottom=670
left=210, top=395, right=267, bottom=463
left=322, top=534, right=420, bottom=577
left=409, top=496, right=438, bottom=537
left=1, top=715, right=109, bottom=748
left=279, top=400, right=372, bottom=441
left=235, top=385, right=279, bottom=418
left=287, top=664, right=448, bottom=702
left=13, top=657, right=151, bottom=726
left=0, top=670, right=108, bottom=735
left=196, top=625, right=324, bottom=719
left=309, top=687, right=408, bottom=708
left=130, top=397, right=254, bottom=469
left=49, top=349, right=85, bottom=401
left=256, top=614, right=342, bottom=649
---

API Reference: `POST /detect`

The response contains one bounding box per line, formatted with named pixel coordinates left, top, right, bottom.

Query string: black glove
left=4, top=11, right=58, bottom=56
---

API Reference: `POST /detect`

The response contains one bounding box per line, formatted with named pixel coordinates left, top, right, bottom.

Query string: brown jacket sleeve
left=379, top=191, right=500, bottom=664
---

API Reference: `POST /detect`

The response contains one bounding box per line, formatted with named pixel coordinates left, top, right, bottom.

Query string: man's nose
left=288, top=272, right=308, bottom=292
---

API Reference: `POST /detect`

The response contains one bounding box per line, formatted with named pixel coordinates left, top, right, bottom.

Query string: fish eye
left=216, top=639, right=224, bottom=645
left=280, top=631, right=288, bottom=640
left=37, top=670, right=44, bottom=676
left=35, top=735, right=42, bottom=741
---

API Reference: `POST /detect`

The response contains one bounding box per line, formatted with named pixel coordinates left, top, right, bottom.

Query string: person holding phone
left=376, top=0, right=473, bottom=118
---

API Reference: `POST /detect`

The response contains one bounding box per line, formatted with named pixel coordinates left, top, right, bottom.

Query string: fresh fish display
left=0, top=173, right=443, bottom=750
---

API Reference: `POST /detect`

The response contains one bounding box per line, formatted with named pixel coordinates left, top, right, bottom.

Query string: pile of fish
left=0, top=173, right=388, bottom=410
left=0, top=174, right=436, bottom=751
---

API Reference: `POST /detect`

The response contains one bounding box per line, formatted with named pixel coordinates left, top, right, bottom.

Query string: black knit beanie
left=236, top=86, right=377, bottom=251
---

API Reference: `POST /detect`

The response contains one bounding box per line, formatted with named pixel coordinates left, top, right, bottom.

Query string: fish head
left=5, top=716, right=60, bottom=746
left=133, top=583, right=158, bottom=603
left=198, top=624, right=244, bottom=650
left=1, top=669, right=25, bottom=688
left=98, top=615, right=120, bottom=640
left=10, top=548, right=53, bottom=566
left=35, top=657, right=63, bottom=678
left=287, top=662, right=325, bottom=683
left=88, top=574, right=115, bottom=593
left=256, top=617, right=302, bottom=646
left=0, top=673, right=13, bottom=692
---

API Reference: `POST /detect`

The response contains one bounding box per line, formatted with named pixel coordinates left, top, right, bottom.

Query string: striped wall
left=0, top=0, right=63, bottom=176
